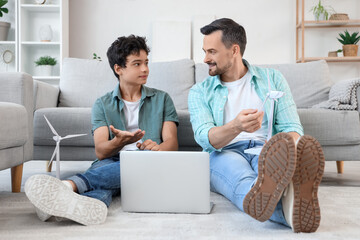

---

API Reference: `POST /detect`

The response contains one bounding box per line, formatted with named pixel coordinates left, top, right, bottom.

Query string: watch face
left=35, top=0, right=46, bottom=4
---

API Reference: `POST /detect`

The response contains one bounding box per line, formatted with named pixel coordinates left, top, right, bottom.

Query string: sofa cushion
left=259, top=60, right=333, bottom=108
left=297, top=108, right=360, bottom=146
left=146, top=59, right=195, bottom=110
left=195, top=60, right=333, bottom=108
left=34, top=108, right=201, bottom=150
left=34, top=108, right=94, bottom=147
left=59, top=58, right=118, bottom=107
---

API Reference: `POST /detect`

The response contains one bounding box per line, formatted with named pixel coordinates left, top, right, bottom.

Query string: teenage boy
left=188, top=18, right=325, bottom=233
left=25, top=35, right=179, bottom=225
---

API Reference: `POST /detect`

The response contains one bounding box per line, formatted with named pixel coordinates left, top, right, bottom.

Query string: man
left=188, top=18, right=325, bottom=233
left=25, top=35, right=179, bottom=225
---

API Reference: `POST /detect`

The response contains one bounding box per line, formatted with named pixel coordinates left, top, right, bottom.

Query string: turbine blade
left=62, top=134, right=87, bottom=140
left=48, top=143, right=59, bottom=167
left=44, top=115, right=59, bottom=136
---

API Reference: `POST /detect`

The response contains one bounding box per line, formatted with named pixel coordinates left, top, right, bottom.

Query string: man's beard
left=208, top=61, right=232, bottom=76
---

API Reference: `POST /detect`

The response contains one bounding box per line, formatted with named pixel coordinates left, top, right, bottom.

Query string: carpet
left=0, top=187, right=359, bottom=240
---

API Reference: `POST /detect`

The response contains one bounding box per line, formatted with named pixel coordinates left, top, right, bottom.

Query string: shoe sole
left=292, top=135, right=325, bottom=233
left=243, top=132, right=296, bottom=222
left=25, top=174, right=108, bottom=226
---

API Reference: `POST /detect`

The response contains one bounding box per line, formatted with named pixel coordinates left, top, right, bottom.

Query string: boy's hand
left=136, top=139, right=160, bottom=151
left=109, top=125, right=145, bottom=147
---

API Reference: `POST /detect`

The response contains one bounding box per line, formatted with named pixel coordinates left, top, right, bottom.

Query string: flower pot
left=37, top=65, right=53, bottom=76
left=0, top=22, right=11, bottom=41
left=342, top=45, right=358, bottom=57
left=314, top=12, right=326, bottom=21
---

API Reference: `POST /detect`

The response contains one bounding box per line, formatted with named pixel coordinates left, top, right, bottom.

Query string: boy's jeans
left=68, top=156, right=120, bottom=207
left=210, top=140, right=289, bottom=227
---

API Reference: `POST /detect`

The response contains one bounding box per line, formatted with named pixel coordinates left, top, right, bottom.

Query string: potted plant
left=35, top=56, right=57, bottom=76
left=337, top=30, right=360, bottom=57
left=0, top=0, right=10, bottom=41
left=310, top=0, right=333, bottom=21
left=93, top=53, right=102, bottom=61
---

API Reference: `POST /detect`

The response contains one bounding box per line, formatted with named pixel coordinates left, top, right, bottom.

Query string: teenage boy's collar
left=112, top=83, right=155, bottom=100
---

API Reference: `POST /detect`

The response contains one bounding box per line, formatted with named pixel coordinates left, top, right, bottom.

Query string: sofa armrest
left=0, top=72, right=34, bottom=161
left=33, top=80, right=59, bottom=111
left=357, top=87, right=360, bottom=113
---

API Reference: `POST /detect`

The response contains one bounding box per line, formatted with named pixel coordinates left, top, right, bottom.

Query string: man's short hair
left=107, top=35, right=150, bottom=79
left=200, top=18, right=247, bottom=57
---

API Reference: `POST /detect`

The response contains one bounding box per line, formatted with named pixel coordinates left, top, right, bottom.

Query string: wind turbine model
left=245, top=70, right=285, bottom=155
left=44, top=115, right=87, bottom=179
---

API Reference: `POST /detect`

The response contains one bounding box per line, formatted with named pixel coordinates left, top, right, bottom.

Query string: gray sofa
left=0, top=73, right=33, bottom=192
left=31, top=58, right=360, bottom=173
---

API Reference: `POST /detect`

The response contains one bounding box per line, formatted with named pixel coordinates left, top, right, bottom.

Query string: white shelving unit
left=18, top=0, right=68, bottom=84
left=0, top=0, right=18, bottom=73
left=0, top=0, right=68, bottom=85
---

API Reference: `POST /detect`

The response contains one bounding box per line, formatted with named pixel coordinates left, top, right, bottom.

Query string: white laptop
left=120, top=151, right=211, bottom=214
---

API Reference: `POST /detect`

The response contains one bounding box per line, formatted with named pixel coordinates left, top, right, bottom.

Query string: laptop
left=120, top=151, right=211, bottom=214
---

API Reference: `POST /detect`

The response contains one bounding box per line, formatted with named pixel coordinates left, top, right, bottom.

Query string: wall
left=69, top=0, right=360, bottom=82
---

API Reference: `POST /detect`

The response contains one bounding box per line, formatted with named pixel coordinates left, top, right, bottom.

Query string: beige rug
left=0, top=187, right=359, bottom=240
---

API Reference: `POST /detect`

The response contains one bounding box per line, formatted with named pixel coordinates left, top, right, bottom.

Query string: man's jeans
left=210, top=140, right=289, bottom=227
left=68, top=156, right=120, bottom=207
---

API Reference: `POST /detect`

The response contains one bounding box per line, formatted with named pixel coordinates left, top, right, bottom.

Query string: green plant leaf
left=34, top=56, right=57, bottom=66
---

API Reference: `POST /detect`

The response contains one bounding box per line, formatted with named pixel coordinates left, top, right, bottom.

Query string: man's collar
left=211, top=59, right=260, bottom=89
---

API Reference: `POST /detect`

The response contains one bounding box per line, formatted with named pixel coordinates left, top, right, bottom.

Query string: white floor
left=0, top=160, right=360, bottom=240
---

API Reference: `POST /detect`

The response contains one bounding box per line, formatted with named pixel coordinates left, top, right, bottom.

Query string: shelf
left=21, top=4, right=60, bottom=12
left=21, top=41, right=60, bottom=45
left=0, top=41, right=16, bottom=44
left=296, top=19, right=360, bottom=29
left=296, top=57, right=360, bottom=63
left=33, top=76, right=60, bottom=80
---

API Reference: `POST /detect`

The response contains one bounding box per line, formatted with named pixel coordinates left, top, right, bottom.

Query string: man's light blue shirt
left=188, top=59, right=304, bottom=153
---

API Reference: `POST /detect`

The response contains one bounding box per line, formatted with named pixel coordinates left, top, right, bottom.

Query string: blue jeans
left=210, top=140, right=289, bottom=227
left=67, top=156, right=120, bottom=207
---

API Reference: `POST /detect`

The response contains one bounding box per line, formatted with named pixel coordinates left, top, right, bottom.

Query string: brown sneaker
left=243, top=132, right=296, bottom=222
left=283, top=135, right=325, bottom=233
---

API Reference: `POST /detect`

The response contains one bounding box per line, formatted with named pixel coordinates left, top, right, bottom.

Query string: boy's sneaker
left=243, top=132, right=297, bottom=222
left=34, top=180, right=74, bottom=222
left=25, top=174, right=108, bottom=226
left=282, top=135, right=325, bottom=233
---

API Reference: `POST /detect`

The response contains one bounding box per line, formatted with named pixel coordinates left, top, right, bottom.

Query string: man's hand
left=136, top=139, right=160, bottom=151
left=109, top=125, right=145, bottom=148
left=233, top=109, right=264, bottom=133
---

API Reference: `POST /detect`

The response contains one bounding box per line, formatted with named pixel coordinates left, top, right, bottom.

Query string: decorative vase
left=314, top=12, right=326, bottom=21
left=39, top=25, right=53, bottom=42
left=38, top=65, right=53, bottom=76
left=342, top=45, right=358, bottom=57
left=0, top=22, right=11, bottom=41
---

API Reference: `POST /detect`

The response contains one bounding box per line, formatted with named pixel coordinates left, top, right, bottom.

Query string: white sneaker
left=34, top=180, right=74, bottom=222
left=25, top=174, right=108, bottom=225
